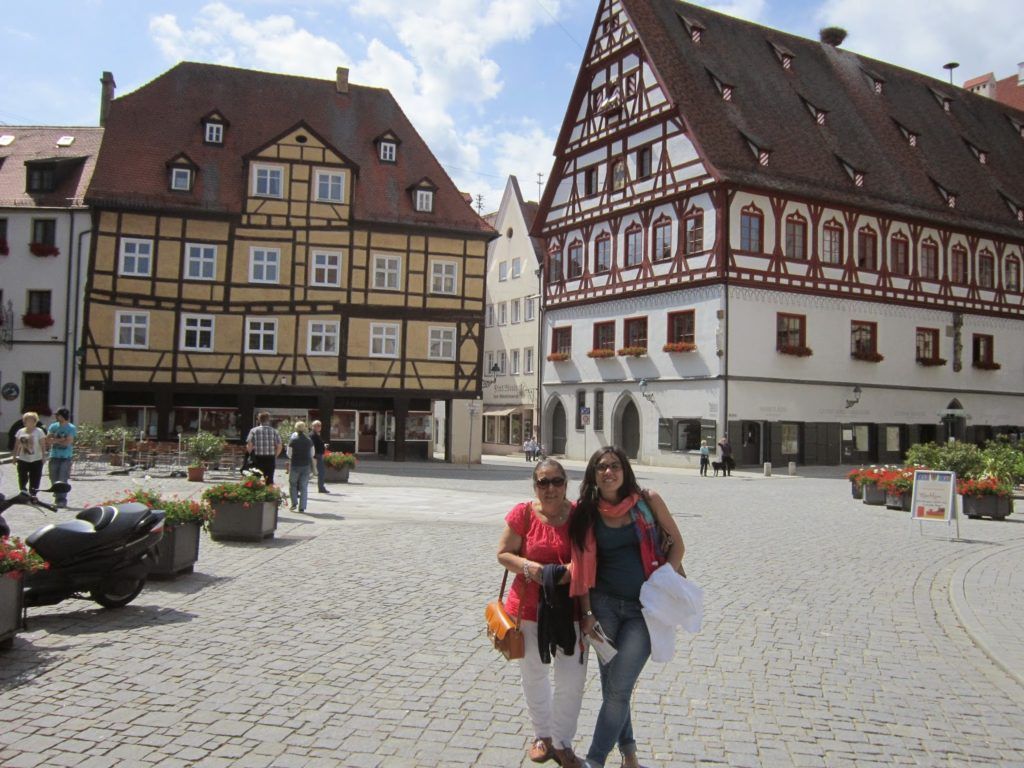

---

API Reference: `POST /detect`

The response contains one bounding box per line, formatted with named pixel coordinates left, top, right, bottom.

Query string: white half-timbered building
left=533, top=0, right=1024, bottom=467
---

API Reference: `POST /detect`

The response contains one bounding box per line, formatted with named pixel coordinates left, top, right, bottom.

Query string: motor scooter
left=0, top=483, right=165, bottom=609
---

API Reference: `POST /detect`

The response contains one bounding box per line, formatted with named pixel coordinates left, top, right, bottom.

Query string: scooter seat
left=77, top=505, right=118, bottom=530
left=27, top=503, right=154, bottom=564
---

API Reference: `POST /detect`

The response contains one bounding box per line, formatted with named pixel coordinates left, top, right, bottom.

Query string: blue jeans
left=48, top=457, right=72, bottom=504
left=289, top=466, right=310, bottom=511
left=315, top=454, right=327, bottom=491
left=587, top=591, right=651, bottom=766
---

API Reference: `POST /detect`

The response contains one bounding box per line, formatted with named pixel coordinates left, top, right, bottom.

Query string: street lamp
left=638, top=378, right=655, bottom=403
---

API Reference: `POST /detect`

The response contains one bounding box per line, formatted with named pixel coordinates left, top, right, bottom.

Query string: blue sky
left=3, top=0, right=1020, bottom=211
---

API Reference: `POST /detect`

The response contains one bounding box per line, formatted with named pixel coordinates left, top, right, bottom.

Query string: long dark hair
left=570, top=446, right=641, bottom=550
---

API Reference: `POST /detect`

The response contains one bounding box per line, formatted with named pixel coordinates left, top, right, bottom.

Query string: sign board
left=1, top=382, right=19, bottom=401
left=580, top=406, right=590, bottom=426
left=911, top=470, right=957, bottom=522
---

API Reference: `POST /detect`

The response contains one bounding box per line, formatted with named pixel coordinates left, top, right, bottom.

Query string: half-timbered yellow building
left=82, top=63, right=493, bottom=460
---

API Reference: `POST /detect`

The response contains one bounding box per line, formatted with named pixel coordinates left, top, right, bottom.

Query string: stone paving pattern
left=1, top=457, right=1023, bottom=767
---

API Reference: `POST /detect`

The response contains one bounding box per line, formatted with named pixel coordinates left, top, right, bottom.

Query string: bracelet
left=583, top=610, right=594, bottom=617
left=522, top=560, right=531, bottom=578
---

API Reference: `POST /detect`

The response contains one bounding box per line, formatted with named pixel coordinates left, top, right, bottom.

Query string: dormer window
left=722, top=85, right=733, bottom=102
left=782, top=55, right=793, bottom=70
left=170, top=167, right=192, bottom=191
left=707, top=70, right=734, bottom=101
left=205, top=122, right=224, bottom=144
left=965, top=141, right=988, bottom=165
left=999, top=193, right=1023, bottom=223
left=838, top=158, right=864, bottom=187
left=933, top=181, right=957, bottom=208
left=26, top=163, right=56, bottom=193
left=862, top=68, right=885, bottom=95
left=803, top=100, right=827, bottom=126
left=380, top=141, right=396, bottom=162
left=415, top=189, right=434, bottom=212
left=770, top=42, right=795, bottom=71
left=894, top=120, right=918, bottom=147
left=744, top=135, right=770, bottom=166
left=679, top=15, right=704, bottom=44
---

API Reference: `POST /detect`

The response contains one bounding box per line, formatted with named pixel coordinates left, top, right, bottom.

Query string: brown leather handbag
left=485, top=569, right=524, bottom=660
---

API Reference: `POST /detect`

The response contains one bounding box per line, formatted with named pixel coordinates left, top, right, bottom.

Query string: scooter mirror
left=46, top=482, right=72, bottom=494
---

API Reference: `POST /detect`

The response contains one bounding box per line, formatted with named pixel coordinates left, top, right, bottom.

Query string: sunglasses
left=596, top=462, right=623, bottom=473
left=535, top=477, right=567, bottom=488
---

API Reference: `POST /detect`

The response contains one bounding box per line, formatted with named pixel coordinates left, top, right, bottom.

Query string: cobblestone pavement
left=1, top=457, right=1023, bottom=767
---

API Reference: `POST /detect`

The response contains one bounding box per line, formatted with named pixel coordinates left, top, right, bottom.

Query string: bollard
left=788, top=461, right=797, bottom=476
left=763, top=462, right=772, bottom=476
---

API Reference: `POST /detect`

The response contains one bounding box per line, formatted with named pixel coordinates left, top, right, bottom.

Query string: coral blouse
left=503, top=500, right=574, bottom=622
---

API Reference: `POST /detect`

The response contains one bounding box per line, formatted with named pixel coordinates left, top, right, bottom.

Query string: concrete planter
left=187, top=466, right=206, bottom=482
left=322, top=466, right=351, bottom=484
left=209, top=501, right=278, bottom=541
left=962, top=495, right=1013, bottom=520
left=885, top=492, right=911, bottom=511
left=862, top=482, right=886, bottom=506
left=149, top=521, right=201, bottom=578
left=1, top=573, right=23, bottom=651
left=851, top=481, right=863, bottom=500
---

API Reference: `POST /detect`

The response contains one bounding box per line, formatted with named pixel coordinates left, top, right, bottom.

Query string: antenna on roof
left=475, top=194, right=484, bottom=214
left=943, top=61, right=960, bottom=85
left=536, top=172, right=544, bottom=200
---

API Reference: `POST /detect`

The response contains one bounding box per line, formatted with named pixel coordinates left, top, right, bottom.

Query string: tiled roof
left=0, top=127, right=103, bottom=208
left=619, top=0, right=1024, bottom=239
left=86, top=62, right=493, bottom=236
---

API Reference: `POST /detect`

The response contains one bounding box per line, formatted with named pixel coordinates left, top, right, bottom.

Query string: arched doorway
left=550, top=401, right=567, bottom=455
left=619, top=399, right=640, bottom=459
left=941, top=398, right=967, bottom=442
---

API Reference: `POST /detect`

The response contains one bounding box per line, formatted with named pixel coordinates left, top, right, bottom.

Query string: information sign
left=910, top=470, right=960, bottom=539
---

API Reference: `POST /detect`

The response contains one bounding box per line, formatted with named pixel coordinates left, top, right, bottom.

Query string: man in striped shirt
left=246, top=412, right=282, bottom=485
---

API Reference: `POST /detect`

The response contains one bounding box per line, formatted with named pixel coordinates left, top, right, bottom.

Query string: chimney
left=99, top=71, right=116, bottom=127
left=336, top=66, right=349, bottom=94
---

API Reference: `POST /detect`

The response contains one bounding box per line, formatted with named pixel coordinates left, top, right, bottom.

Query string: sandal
left=529, top=737, right=556, bottom=763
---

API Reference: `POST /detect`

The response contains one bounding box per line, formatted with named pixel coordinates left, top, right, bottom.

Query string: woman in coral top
left=497, top=459, right=586, bottom=768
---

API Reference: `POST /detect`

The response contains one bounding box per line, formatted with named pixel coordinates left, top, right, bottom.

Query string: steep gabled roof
left=0, top=127, right=103, bottom=207
left=576, top=0, right=1024, bottom=239
left=86, top=62, right=492, bottom=236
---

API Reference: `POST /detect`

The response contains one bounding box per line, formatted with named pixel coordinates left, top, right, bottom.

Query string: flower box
left=209, top=501, right=279, bottom=541
left=851, top=350, right=884, bottom=362
left=587, top=348, right=616, bottom=359
left=617, top=346, right=648, bottom=357
left=663, top=342, right=697, bottom=353
left=0, top=573, right=23, bottom=651
left=323, top=465, right=350, bottom=483
left=322, top=451, right=356, bottom=484
left=862, top=482, right=886, bottom=505
left=546, top=352, right=570, bottom=362
left=29, top=242, right=60, bottom=257
left=22, top=313, right=54, bottom=329
left=962, top=495, right=1013, bottom=520
left=777, top=345, right=813, bottom=357
left=850, top=480, right=863, bottom=499
left=885, top=491, right=911, bottom=511
left=916, top=357, right=946, bottom=367
left=972, top=360, right=1002, bottom=371
left=148, top=521, right=201, bottom=578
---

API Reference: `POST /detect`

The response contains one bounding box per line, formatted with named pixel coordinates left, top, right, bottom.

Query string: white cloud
left=706, top=0, right=767, bottom=22
left=815, top=0, right=1024, bottom=82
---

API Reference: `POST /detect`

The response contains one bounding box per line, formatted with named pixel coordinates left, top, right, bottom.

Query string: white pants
left=518, top=619, right=588, bottom=749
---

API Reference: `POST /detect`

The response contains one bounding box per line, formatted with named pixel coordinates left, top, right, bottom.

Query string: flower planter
left=323, top=466, right=351, bottom=484
left=850, top=481, right=863, bottom=500
left=862, top=483, right=886, bottom=506
left=885, top=492, right=911, bottom=511
left=962, top=495, right=1013, bottom=520
left=209, top=501, right=278, bottom=541
left=149, top=521, right=201, bottom=578
left=1, top=573, right=23, bottom=651
left=187, top=466, right=205, bottom=482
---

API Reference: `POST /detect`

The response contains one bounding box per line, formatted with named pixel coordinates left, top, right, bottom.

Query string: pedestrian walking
left=497, top=459, right=587, bottom=768
left=311, top=420, right=330, bottom=493
left=245, top=412, right=282, bottom=485
left=46, top=407, right=76, bottom=508
left=569, top=446, right=686, bottom=768
left=698, top=439, right=710, bottom=477
left=13, top=412, right=47, bottom=501
left=286, top=422, right=314, bottom=512
left=717, top=436, right=734, bottom=476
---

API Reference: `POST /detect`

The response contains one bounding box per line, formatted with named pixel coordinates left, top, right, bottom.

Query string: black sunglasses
left=535, top=477, right=567, bottom=488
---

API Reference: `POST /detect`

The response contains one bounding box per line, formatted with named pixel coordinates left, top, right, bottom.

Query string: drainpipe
left=534, top=267, right=544, bottom=450
left=721, top=189, right=730, bottom=449
left=69, top=224, right=92, bottom=418
left=61, top=212, right=76, bottom=407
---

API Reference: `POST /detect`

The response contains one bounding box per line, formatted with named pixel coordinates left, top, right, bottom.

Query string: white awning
left=483, top=407, right=518, bottom=417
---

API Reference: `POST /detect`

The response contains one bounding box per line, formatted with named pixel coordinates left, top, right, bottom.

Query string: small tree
left=186, top=431, right=226, bottom=467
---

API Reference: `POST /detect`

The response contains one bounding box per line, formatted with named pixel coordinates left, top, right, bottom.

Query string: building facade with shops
left=80, top=63, right=493, bottom=461
left=532, top=0, right=1024, bottom=467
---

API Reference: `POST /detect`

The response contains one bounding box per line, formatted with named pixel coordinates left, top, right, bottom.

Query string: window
left=245, top=318, right=277, bottom=354
left=311, top=251, right=342, bottom=287
left=524, top=297, right=536, bottom=322
left=511, top=258, right=522, bottom=278
left=372, top=254, right=402, bottom=290
left=575, top=390, right=586, bottom=430
left=950, top=246, right=968, bottom=285
left=624, top=317, right=647, bottom=348
left=21, top=372, right=50, bottom=413
left=27, top=164, right=55, bottom=193
left=594, top=390, right=605, bottom=431
left=920, top=242, right=939, bottom=279
left=584, top=167, right=597, bottom=196
left=594, top=321, right=615, bottom=350
left=548, top=248, right=563, bottom=282
left=978, top=252, right=995, bottom=289
left=185, top=243, right=217, bottom=280
left=636, top=146, right=652, bottom=179
left=32, top=219, right=56, bottom=246
left=857, top=228, right=877, bottom=270
left=431, top=260, right=458, bottom=294
left=822, top=222, right=843, bottom=264
left=653, top=220, right=672, bottom=261
left=916, top=327, right=940, bottom=362
left=511, top=299, right=521, bottom=324
left=525, top=347, right=535, bottom=374
left=315, top=170, right=345, bottom=202
left=684, top=211, right=704, bottom=255
left=486, top=304, right=495, bottom=327
left=414, top=189, right=434, bottom=212
left=1006, top=257, right=1021, bottom=292
left=510, top=349, right=520, bottom=374
left=568, top=243, right=583, bottom=278
left=780, top=424, right=799, bottom=455
left=204, top=122, right=223, bottom=144
left=973, top=334, right=995, bottom=367
left=115, top=311, right=149, bottom=349
left=308, top=321, right=339, bottom=355
left=428, top=327, right=456, bottom=360
left=370, top=323, right=400, bottom=357
left=595, top=236, right=611, bottom=273
left=668, top=310, right=695, bottom=344
left=552, top=327, right=572, bottom=355
left=740, top=209, right=762, bottom=252
left=249, top=247, right=280, bottom=284
left=498, top=351, right=507, bottom=374
left=170, top=166, right=193, bottom=191
left=119, top=238, right=153, bottom=276
left=498, top=262, right=509, bottom=281
left=181, top=314, right=215, bottom=351
left=379, top=142, right=397, bottom=162
left=890, top=235, right=909, bottom=275
left=27, top=290, right=51, bottom=315
left=611, top=159, right=626, bottom=191
left=252, top=164, right=283, bottom=198
left=785, top=215, right=807, bottom=260
left=625, top=226, right=643, bottom=266
left=776, top=313, right=805, bottom=350
left=498, top=302, right=507, bottom=326
left=850, top=321, right=877, bottom=357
